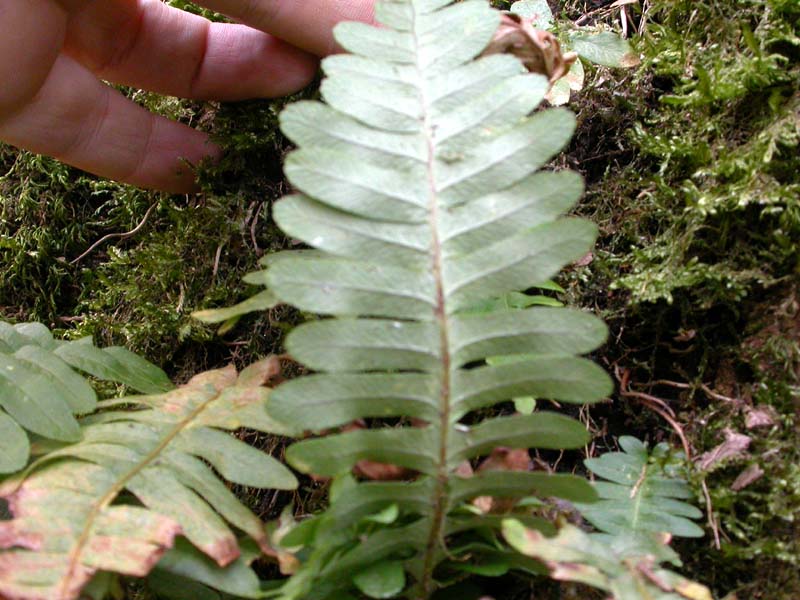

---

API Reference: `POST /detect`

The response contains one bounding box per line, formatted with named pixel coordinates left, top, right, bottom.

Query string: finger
left=194, top=0, right=376, bottom=57
left=0, top=0, right=65, bottom=118
left=63, top=0, right=317, bottom=101
left=0, top=54, right=217, bottom=193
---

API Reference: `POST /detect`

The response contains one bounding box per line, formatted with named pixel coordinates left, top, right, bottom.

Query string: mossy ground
left=560, top=0, right=800, bottom=597
left=0, top=0, right=798, bottom=598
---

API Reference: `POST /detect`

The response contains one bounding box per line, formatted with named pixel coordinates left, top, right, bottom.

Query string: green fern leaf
left=0, top=321, right=173, bottom=472
left=578, top=436, right=704, bottom=538
left=0, top=359, right=296, bottom=600
left=246, top=0, right=613, bottom=597
left=0, top=412, right=28, bottom=474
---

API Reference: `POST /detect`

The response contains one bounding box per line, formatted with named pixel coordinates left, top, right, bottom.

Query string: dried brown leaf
left=744, top=405, right=778, bottom=430
left=353, top=460, right=415, bottom=481
left=696, top=430, right=751, bottom=471
left=731, top=463, right=765, bottom=491
left=483, top=14, right=577, bottom=82
left=473, top=448, right=533, bottom=513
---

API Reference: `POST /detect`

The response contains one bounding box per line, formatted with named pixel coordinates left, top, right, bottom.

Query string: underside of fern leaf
left=0, top=359, right=296, bottom=600
left=578, top=436, right=704, bottom=539
left=253, top=0, right=613, bottom=597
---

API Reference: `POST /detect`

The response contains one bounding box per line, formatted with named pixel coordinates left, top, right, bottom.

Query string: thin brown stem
left=615, top=367, right=691, bottom=458
left=70, top=202, right=158, bottom=265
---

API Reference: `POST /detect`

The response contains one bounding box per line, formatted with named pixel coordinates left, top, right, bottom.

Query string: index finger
left=195, top=0, right=375, bottom=56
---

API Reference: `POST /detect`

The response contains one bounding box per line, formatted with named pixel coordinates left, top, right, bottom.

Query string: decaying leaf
left=696, top=429, right=751, bottom=471
left=483, top=13, right=578, bottom=82
left=353, top=460, right=415, bottom=481
left=502, top=520, right=714, bottom=600
left=472, top=448, right=533, bottom=513
left=477, top=448, right=533, bottom=473
left=0, top=359, right=296, bottom=600
left=744, top=405, right=778, bottom=430
left=545, top=58, right=586, bottom=105
left=338, top=420, right=418, bottom=481
left=731, top=463, right=765, bottom=491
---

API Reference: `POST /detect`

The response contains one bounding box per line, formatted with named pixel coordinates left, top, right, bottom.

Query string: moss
left=561, top=0, right=800, bottom=596
left=586, top=0, right=799, bottom=309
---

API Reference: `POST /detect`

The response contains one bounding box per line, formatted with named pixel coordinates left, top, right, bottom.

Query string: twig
left=250, top=202, right=264, bottom=256
left=615, top=366, right=691, bottom=459
left=575, top=0, right=638, bottom=26
left=620, top=4, right=629, bottom=38
left=638, top=0, right=650, bottom=35
left=212, top=243, right=224, bottom=278
left=176, top=282, right=185, bottom=314
left=57, top=315, right=85, bottom=324
left=623, top=389, right=677, bottom=418
left=701, top=479, right=722, bottom=549
left=649, top=379, right=741, bottom=404
left=699, top=383, right=740, bottom=404
left=70, top=202, right=158, bottom=265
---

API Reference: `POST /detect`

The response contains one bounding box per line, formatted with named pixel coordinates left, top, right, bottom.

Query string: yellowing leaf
left=0, top=360, right=295, bottom=600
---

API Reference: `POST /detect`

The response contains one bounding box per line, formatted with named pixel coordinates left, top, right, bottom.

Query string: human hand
left=0, top=0, right=374, bottom=193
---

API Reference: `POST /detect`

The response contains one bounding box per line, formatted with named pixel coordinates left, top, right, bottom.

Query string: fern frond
left=0, top=359, right=296, bottom=600
left=244, top=0, right=613, bottom=597
left=578, top=436, right=704, bottom=538
left=0, top=321, right=172, bottom=472
left=503, top=520, right=714, bottom=600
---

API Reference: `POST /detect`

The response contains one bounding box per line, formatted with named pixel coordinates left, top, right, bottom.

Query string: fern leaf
left=578, top=436, right=704, bottom=538
left=247, top=0, right=612, bottom=597
left=0, top=412, right=28, bottom=474
left=0, top=359, right=296, bottom=600
left=503, top=520, right=714, bottom=600
left=0, top=321, right=172, bottom=472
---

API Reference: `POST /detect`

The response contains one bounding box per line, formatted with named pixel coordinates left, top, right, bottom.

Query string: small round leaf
left=353, top=561, right=406, bottom=599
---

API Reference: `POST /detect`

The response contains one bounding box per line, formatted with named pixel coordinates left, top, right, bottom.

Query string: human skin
left=0, top=0, right=375, bottom=193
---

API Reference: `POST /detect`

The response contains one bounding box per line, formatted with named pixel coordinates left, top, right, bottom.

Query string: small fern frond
left=0, top=359, right=296, bottom=600
left=578, top=436, right=704, bottom=539
left=503, top=520, right=714, bottom=600
left=0, top=321, right=172, bottom=472
left=243, top=0, right=613, bottom=597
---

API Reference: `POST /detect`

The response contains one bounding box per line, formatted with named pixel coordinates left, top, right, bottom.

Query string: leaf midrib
left=60, top=383, right=226, bottom=598
left=628, top=462, right=649, bottom=532
left=412, top=3, right=453, bottom=597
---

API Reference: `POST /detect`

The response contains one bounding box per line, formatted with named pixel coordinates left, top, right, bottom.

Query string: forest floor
left=1, top=0, right=798, bottom=598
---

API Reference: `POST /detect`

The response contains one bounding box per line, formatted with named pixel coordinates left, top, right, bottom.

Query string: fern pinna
left=0, top=321, right=173, bottom=474
left=257, top=0, right=612, bottom=596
